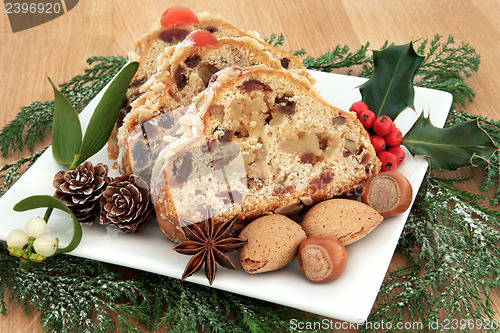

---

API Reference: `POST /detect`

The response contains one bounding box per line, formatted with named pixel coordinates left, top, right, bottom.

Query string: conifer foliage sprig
left=147, top=272, right=319, bottom=333
left=0, top=244, right=152, bottom=333
left=0, top=243, right=320, bottom=333
left=0, top=150, right=44, bottom=196
left=415, top=35, right=480, bottom=109
left=298, top=42, right=373, bottom=75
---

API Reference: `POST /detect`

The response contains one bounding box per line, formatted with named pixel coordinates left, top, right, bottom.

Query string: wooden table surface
left=0, top=0, right=499, bottom=331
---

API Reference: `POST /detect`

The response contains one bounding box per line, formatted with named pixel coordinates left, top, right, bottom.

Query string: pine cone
left=53, top=161, right=111, bottom=223
left=99, top=174, right=154, bottom=232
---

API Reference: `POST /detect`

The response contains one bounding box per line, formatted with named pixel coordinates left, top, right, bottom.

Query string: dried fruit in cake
left=151, top=135, right=249, bottom=241
left=117, top=106, right=188, bottom=185
left=185, top=29, right=219, bottom=47
left=160, top=6, right=199, bottom=28
left=150, top=66, right=381, bottom=242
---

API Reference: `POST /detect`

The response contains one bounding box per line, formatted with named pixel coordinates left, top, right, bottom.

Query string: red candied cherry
left=350, top=101, right=369, bottom=117
left=358, top=110, right=375, bottom=129
left=186, top=30, right=219, bottom=47
left=385, top=127, right=403, bottom=146
left=377, top=151, right=398, bottom=171
left=370, top=135, right=386, bottom=154
left=373, top=115, right=393, bottom=136
left=160, top=6, right=199, bottom=28
left=387, top=146, right=405, bottom=165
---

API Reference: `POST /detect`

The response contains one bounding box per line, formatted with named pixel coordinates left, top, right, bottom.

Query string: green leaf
left=48, top=78, right=82, bottom=165
left=13, top=195, right=82, bottom=255
left=402, top=113, right=498, bottom=170
left=360, top=41, right=424, bottom=119
left=70, top=61, right=139, bottom=169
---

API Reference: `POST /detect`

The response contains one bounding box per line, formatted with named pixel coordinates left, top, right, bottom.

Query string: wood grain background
left=0, top=0, right=498, bottom=331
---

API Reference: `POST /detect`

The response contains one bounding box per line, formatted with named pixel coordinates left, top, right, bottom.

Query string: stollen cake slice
left=117, top=34, right=313, bottom=180
left=108, top=8, right=311, bottom=161
left=150, top=66, right=381, bottom=242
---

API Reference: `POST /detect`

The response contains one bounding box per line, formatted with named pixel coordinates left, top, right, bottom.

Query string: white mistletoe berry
left=6, top=229, right=29, bottom=249
left=33, top=234, right=58, bottom=257
left=25, top=216, right=47, bottom=238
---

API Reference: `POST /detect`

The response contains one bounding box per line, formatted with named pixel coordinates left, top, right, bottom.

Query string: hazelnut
left=361, top=171, right=413, bottom=218
left=298, top=236, right=348, bottom=283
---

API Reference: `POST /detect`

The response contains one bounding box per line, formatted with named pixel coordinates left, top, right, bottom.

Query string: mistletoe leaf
left=402, top=113, right=498, bottom=170
left=71, top=61, right=138, bottom=169
left=48, top=78, right=82, bottom=166
left=360, top=41, right=424, bottom=119
left=13, top=195, right=82, bottom=255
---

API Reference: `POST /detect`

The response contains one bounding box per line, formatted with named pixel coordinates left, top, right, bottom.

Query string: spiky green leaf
left=360, top=41, right=424, bottom=118
left=403, top=113, right=498, bottom=170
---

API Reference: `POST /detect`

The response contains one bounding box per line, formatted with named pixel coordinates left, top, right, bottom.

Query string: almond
left=238, top=214, right=306, bottom=273
left=301, top=198, right=383, bottom=246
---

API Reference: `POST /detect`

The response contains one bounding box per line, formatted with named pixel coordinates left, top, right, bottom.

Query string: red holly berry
left=186, top=30, right=219, bottom=47
left=350, top=101, right=369, bottom=117
left=373, top=115, right=393, bottom=136
left=160, top=6, right=199, bottom=28
left=358, top=110, right=375, bottom=129
left=387, top=146, right=405, bottom=165
left=385, top=127, right=403, bottom=146
left=377, top=151, right=398, bottom=171
left=370, top=135, right=386, bottom=154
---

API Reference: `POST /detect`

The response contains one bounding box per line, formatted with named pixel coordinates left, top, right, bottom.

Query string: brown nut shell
left=361, top=171, right=413, bottom=218
left=298, top=236, right=348, bottom=283
left=238, top=214, right=307, bottom=274
left=301, top=198, right=383, bottom=246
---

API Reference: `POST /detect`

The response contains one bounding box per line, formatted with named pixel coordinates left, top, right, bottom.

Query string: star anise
left=173, top=209, right=246, bottom=285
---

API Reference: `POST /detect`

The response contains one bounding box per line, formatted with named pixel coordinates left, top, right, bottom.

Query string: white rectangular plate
left=0, top=70, right=452, bottom=323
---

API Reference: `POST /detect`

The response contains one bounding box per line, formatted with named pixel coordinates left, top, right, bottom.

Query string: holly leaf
left=360, top=41, right=424, bottom=119
left=402, top=113, right=498, bottom=170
